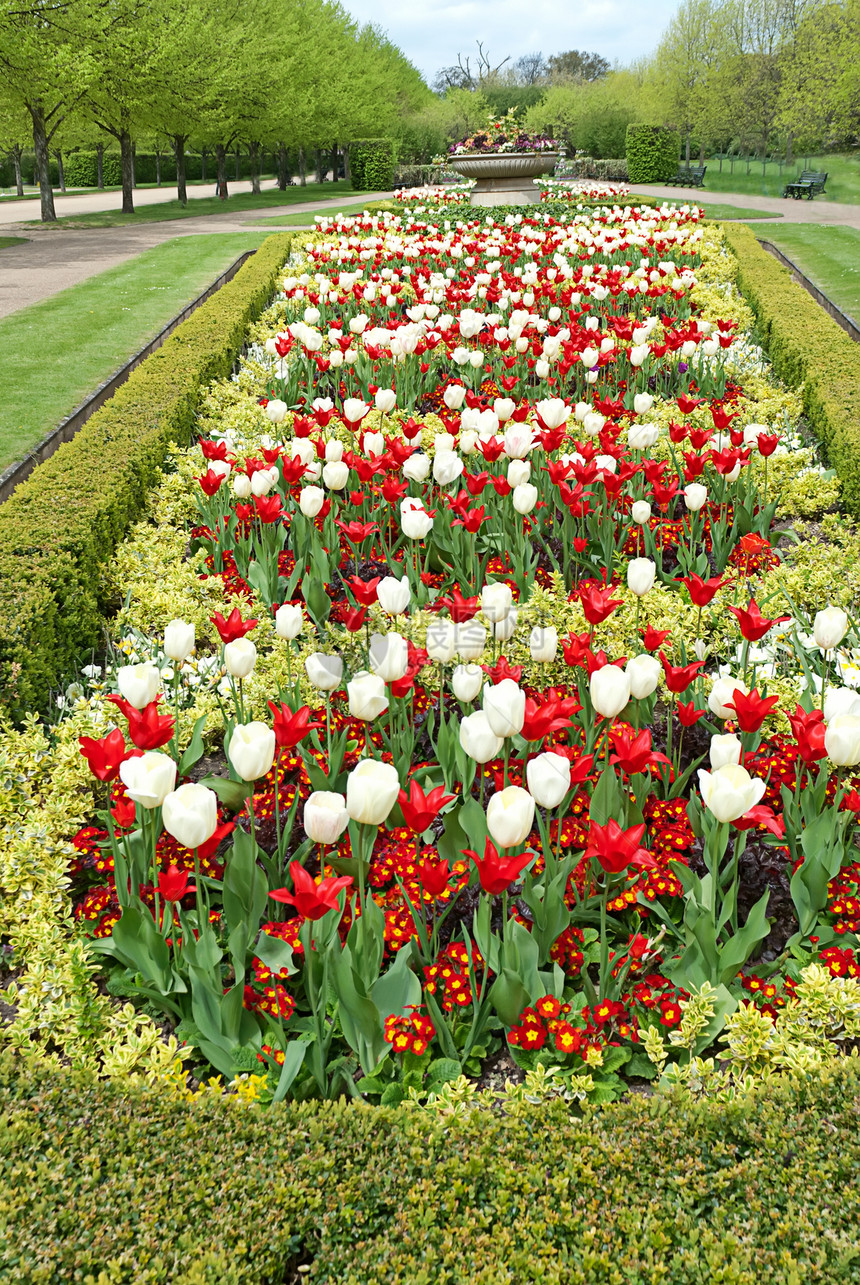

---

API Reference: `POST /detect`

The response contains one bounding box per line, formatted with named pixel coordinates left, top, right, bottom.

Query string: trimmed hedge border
left=3, top=1048, right=860, bottom=1283
left=722, top=223, right=860, bottom=518
left=0, top=233, right=293, bottom=721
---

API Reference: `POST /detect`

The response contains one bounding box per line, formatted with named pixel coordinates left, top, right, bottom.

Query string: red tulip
left=398, top=779, right=456, bottom=834
left=465, top=838, right=532, bottom=895
left=580, top=583, right=623, bottom=627
left=342, top=575, right=381, bottom=606
left=107, top=696, right=175, bottom=751
left=254, top=494, right=285, bottom=523
left=78, top=727, right=129, bottom=782
left=520, top=695, right=578, bottom=743
left=418, top=856, right=452, bottom=898
left=335, top=520, right=378, bottom=545
left=198, top=469, right=225, bottom=496
left=432, top=586, right=481, bottom=622
left=270, top=861, right=353, bottom=920
left=727, top=599, right=787, bottom=643
left=659, top=652, right=706, bottom=695
left=211, top=608, right=258, bottom=642
left=267, top=702, right=324, bottom=750
left=583, top=819, right=653, bottom=875
left=158, top=865, right=196, bottom=902
left=728, top=688, right=780, bottom=734
left=787, top=705, right=827, bottom=766
left=681, top=573, right=724, bottom=607
left=609, top=728, right=670, bottom=777
left=677, top=700, right=706, bottom=727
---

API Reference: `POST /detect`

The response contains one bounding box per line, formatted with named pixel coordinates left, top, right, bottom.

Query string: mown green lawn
left=0, top=232, right=269, bottom=471
left=698, top=151, right=860, bottom=203
left=753, top=224, right=860, bottom=319
left=702, top=203, right=783, bottom=221
left=24, top=181, right=360, bottom=229
left=249, top=199, right=383, bottom=227
left=0, top=236, right=28, bottom=250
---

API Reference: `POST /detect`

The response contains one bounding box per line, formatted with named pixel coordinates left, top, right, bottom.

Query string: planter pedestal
left=447, top=152, right=559, bottom=207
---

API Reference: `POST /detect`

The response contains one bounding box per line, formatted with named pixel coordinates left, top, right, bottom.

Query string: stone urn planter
left=447, top=151, right=559, bottom=206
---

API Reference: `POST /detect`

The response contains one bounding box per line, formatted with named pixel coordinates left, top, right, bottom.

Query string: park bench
left=783, top=170, right=827, bottom=199
left=672, top=165, right=706, bottom=188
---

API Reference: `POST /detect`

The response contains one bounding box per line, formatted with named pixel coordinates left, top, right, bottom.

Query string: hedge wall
left=3, top=1048, right=860, bottom=1284
left=722, top=223, right=860, bottom=517
left=0, top=233, right=293, bottom=721
left=349, top=139, right=395, bottom=192
left=625, top=125, right=681, bottom=183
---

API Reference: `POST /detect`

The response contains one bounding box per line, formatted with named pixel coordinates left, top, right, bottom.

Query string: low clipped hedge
left=722, top=223, right=860, bottom=517
left=3, top=1048, right=860, bottom=1284
left=626, top=124, right=681, bottom=183
left=0, top=233, right=293, bottom=720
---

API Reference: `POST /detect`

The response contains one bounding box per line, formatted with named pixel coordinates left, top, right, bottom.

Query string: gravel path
left=0, top=187, right=391, bottom=320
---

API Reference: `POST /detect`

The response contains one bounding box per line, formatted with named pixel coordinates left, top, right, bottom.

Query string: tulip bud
left=162, top=782, right=218, bottom=849
left=526, top=752, right=571, bottom=809
left=400, top=498, right=434, bottom=539
left=481, top=582, right=513, bottom=623
left=403, top=453, right=430, bottom=482
left=697, top=763, right=766, bottom=823
left=529, top=626, right=558, bottom=663
left=275, top=604, right=303, bottom=640
left=626, top=653, right=661, bottom=700
left=507, top=460, right=531, bottom=488
left=459, top=710, right=504, bottom=763
left=374, top=388, right=396, bottom=414
left=346, top=758, right=400, bottom=825
left=710, top=734, right=742, bottom=770
left=224, top=637, right=257, bottom=679
left=233, top=473, right=252, bottom=499
left=456, top=619, right=487, bottom=661
left=483, top=679, right=526, bottom=738
left=452, top=663, right=483, bottom=702
left=708, top=675, right=749, bottom=720
left=376, top=575, right=410, bottom=616
left=590, top=665, right=631, bottom=718
left=512, top=483, right=538, bottom=515
left=825, top=714, right=860, bottom=766
left=305, top=652, right=343, bottom=691
left=486, top=786, right=536, bottom=849
left=304, top=791, right=349, bottom=845
left=299, top=485, right=325, bottom=518
left=813, top=607, right=849, bottom=652
left=426, top=619, right=458, bottom=664
left=164, top=619, right=195, bottom=663
left=266, top=399, right=288, bottom=424
left=433, top=451, right=464, bottom=487
left=119, top=751, right=177, bottom=809
left=347, top=670, right=389, bottom=721
left=684, top=484, right=708, bottom=513
left=631, top=500, right=651, bottom=525
left=627, top=557, right=656, bottom=598
left=491, top=607, right=518, bottom=642
left=229, top=721, right=276, bottom=782
left=117, top=663, right=160, bottom=710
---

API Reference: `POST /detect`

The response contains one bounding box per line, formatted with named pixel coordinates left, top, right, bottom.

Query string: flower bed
left=3, top=201, right=860, bottom=1107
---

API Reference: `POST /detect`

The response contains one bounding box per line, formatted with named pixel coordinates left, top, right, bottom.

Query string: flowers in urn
left=448, top=108, right=560, bottom=156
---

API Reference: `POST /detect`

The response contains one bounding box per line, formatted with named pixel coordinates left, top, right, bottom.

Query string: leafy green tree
left=546, top=50, right=610, bottom=82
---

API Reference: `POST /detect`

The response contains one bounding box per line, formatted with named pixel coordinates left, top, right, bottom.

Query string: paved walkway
left=630, top=183, right=860, bottom=228
left=0, top=189, right=391, bottom=319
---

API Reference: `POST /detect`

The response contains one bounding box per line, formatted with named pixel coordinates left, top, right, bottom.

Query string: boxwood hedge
left=3, top=1048, right=860, bottom=1284
left=0, top=233, right=293, bottom=721
left=722, top=223, right=860, bottom=518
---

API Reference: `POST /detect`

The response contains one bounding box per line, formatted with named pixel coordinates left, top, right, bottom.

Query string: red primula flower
left=78, top=727, right=129, bottom=782
left=211, top=608, right=258, bottom=642
left=583, top=818, right=653, bottom=875
left=465, top=838, right=532, bottom=895
left=270, top=861, right=353, bottom=921
left=267, top=702, right=324, bottom=750
left=398, top=779, right=456, bottom=834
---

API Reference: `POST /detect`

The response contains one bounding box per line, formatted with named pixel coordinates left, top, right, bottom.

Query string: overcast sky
left=341, top=0, right=680, bottom=82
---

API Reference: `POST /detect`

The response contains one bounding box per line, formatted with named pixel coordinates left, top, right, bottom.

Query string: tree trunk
left=235, top=145, right=240, bottom=181
left=120, top=131, right=135, bottom=213
left=344, top=146, right=351, bottom=183
left=685, top=127, right=691, bottom=166
left=698, top=140, right=706, bottom=165
left=315, top=149, right=325, bottom=183
left=131, top=140, right=136, bottom=188
left=249, top=140, right=261, bottom=194
left=55, top=151, right=66, bottom=192
left=215, top=143, right=229, bottom=199
left=96, top=142, right=104, bottom=189
left=298, top=146, right=306, bottom=185
left=28, top=102, right=56, bottom=222
left=277, top=141, right=288, bottom=190
left=155, top=147, right=162, bottom=185
left=172, top=135, right=187, bottom=205
left=786, top=132, right=794, bottom=165
left=201, top=147, right=207, bottom=182
left=11, top=144, right=23, bottom=198
left=330, top=143, right=338, bottom=183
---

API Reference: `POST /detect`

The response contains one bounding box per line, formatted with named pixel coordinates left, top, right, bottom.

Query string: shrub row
left=0, top=233, right=294, bottom=721
left=625, top=124, right=681, bottom=183
left=3, top=1047, right=860, bottom=1284
left=722, top=223, right=860, bottom=516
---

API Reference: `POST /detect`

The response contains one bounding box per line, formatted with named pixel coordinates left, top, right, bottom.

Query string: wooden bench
left=672, top=165, right=706, bottom=188
left=783, top=170, right=827, bottom=199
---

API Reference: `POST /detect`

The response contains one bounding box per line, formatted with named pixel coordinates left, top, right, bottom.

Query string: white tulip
left=590, top=665, right=631, bottom=718
left=459, top=710, right=504, bottom=763
left=483, top=679, right=526, bottom=738
left=305, top=653, right=343, bottom=691
left=275, top=604, right=303, bottom=640
left=163, top=619, right=195, bottom=663
left=627, top=558, right=656, bottom=598
left=224, top=638, right=257, bottom=679
left=529, top=626, right=558, bottom=663
left=526, top=752, right=571, bottom=809
left=486, top=786, right=535, bottom=849
left=303, top=791, right=349, bottom=845
left=348, top=670, right=389, bottom=721
left=119, top=752, right=177, bottom=810
left=117, top=663, right=160, bottom=710
left=698, top=764, right=766, bottom=823
left=710, top=734, right=742, bottom=770
left=162, top=783, right=218, bottom=849
left=346, top=758, right=400, bottom=825
left=626, top=654, right=661, bottom=700
left=452, top=663, right=484, bottom=702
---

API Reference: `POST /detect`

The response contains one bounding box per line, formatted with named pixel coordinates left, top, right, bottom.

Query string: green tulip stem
left=598, top=879, right=609, bottom=1002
